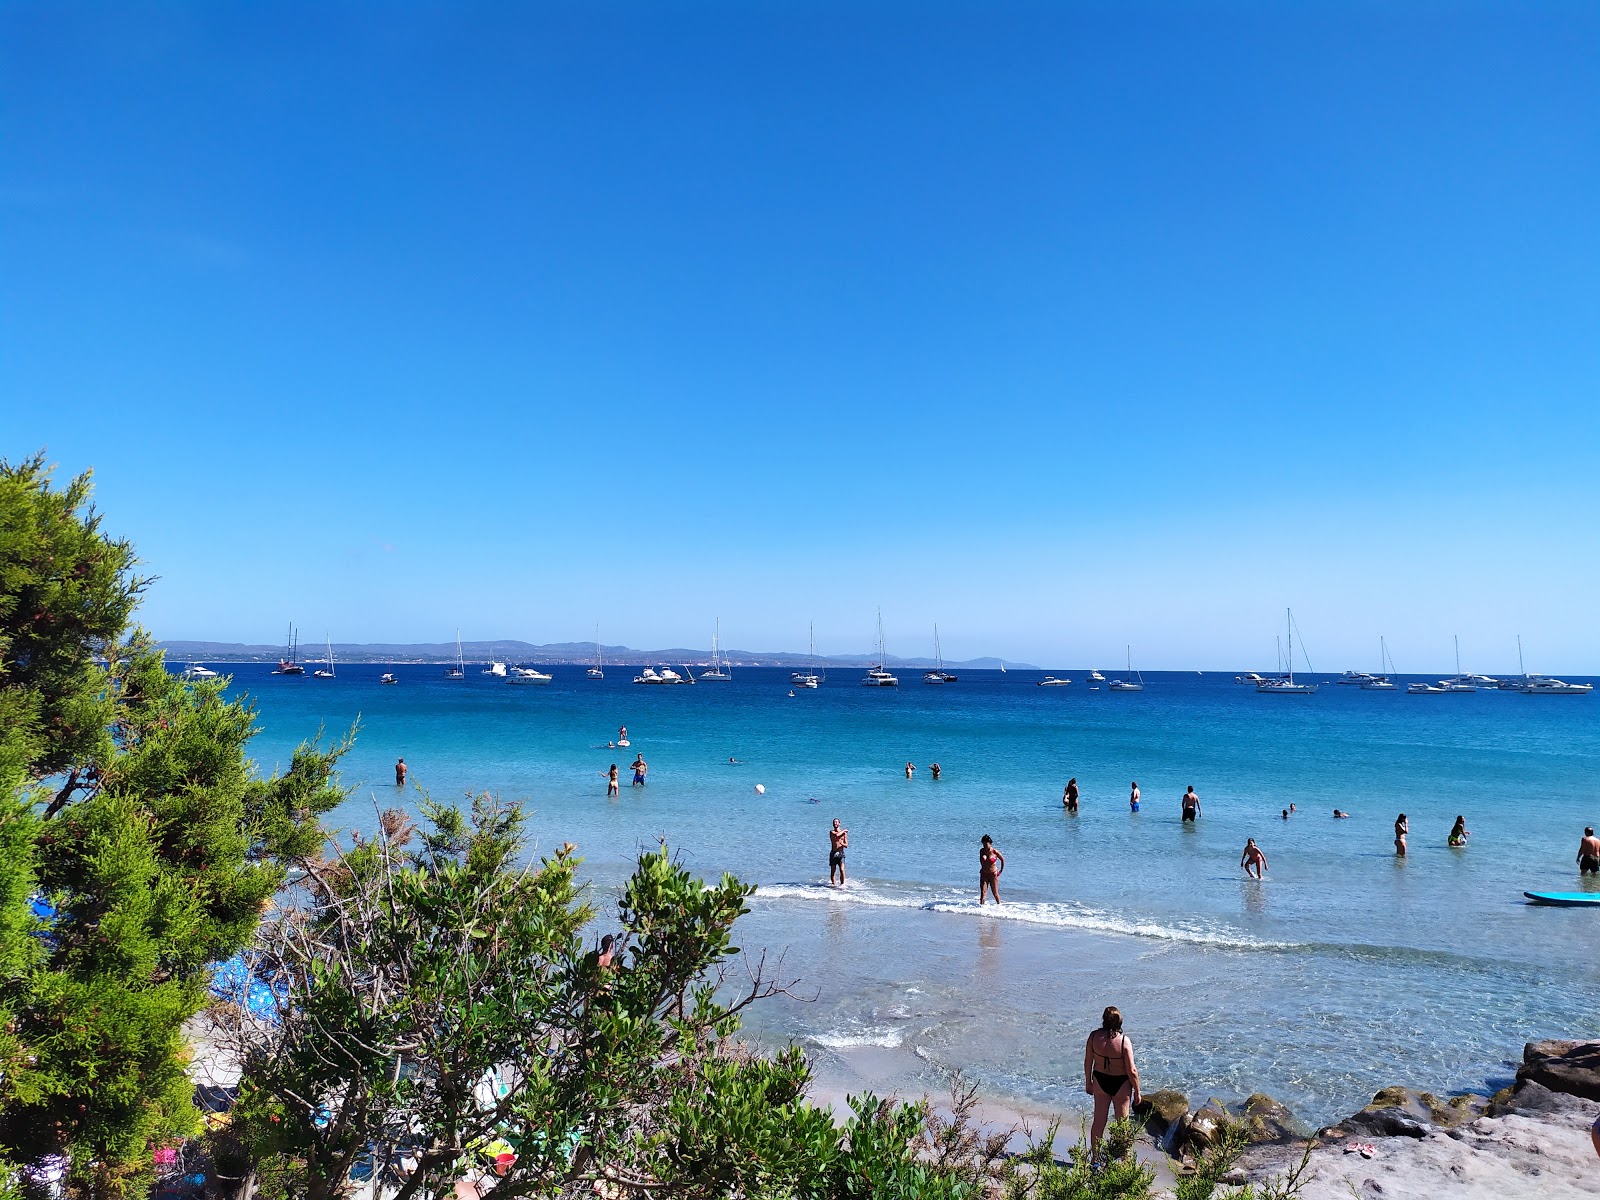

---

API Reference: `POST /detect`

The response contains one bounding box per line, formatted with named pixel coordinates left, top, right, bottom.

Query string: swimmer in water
left=1129, top=781, right=1140, bottom=812
left=1332, top=809, right=1350, bottom=819
left=930, top=763, right=941, bottom=780
left=1289, top=803, right=1297, bottom=814
left=978, top=834, right=1005, bottom=904
left=1394, top=813, right=1408, bottom=857
left=828, top=818, right=849, bottom=886
left=1577, top=826, right=1600, bottom=875
left=1064, top=778, right=1080, bottom=813
left=1240, top=838, right=1268, bottom=879
left=729, top=756, right=740, bottom=764
left=905, top=762, right=916, bottom=780
left=1281, top=808, right=1289, bottom=820
left=1181, top=786, right=1201, bottom=822
left=1448, top=815, right=1470, bottom=847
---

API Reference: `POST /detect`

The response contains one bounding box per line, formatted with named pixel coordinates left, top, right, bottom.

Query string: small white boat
left=1037, top=676, right=1071, bottom=687
left=700, top=619, right=732, bottom=680
left=1361, top=678, right=1396, bottom=691
left=1087, top=669, right=1105, bottom=682
left=922, top=625, right=957, bottom=684
left=791, top=624, right=823, bottom=688
left=861, top=611, right=899, bottom=686
left=633, top=666, right=689, bottom=685
left=1517, top=676, right=1594, bottom=695
left=507, top=666, right=553, bottom=685
left=380, top=672, right=398, bottom=686
left=1257, top=611, right=1318, bottom=693
left=1337, top=671, right=1377, bottom=686
left=1108, top=646, right=1144, bottom=691
left=482, top=661, right=507, bottom=677
left=1234, top=672, right=1269, bottom=685
left=444, top=629, right=466, bottom=679
left=183, top=662, right=219, bottom=680
left=587, top=625, right=604, bottom=679
left=1436, top=681, right=1477, bottom=693
left=1407, top=682, right=1447, bottom=694
left=1361, top=638, right=1397, bottom=690
left=1434, top=637, right=1478, bottom=692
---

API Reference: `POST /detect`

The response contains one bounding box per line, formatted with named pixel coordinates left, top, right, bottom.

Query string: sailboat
left=1107, top=646, right=1144, bottom=691
left=999, top=660, right=1007, bottom=674
left=1360, top=638, right=1397, bottom=689
left=313, top=635, right=336, bottom=679
left=1510, top=636, right=1594, bottom=694
left=444, top=629, right=466, bottom=679
left=791, top=624, right=823, bottom=688
left=861, top=610, right=899, bottom=686
left=701, top=619, right=732, bottom=680
left=1436, top=636, right=1476, bottom=692
left=587, top=626, right=604, bottom=679
left=1257, top=611, right=1318, bottom=693
left=272, top=625, right=306, bottom=675
left=922, top=625, right=957, bottom=684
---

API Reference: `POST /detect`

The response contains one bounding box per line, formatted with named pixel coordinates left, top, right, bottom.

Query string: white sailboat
left=701, top=619, right=732, bottom=680
left=587, top=626, right=604, bottom=679
left=922, top=625, right=957, bottom=684
left=1360, top=638, right=1397, bottom=689
left=444, top=629, right=466, bottom=679
left=313, top=635, right=336, bottom=679
left=1436, top=636, right=1477, bottom=692
left=861, top=610, right=899, bottom=686
left=1108, top=646, right=1144, bottom=691
left=791, top=623, right=822, bottom=688
left=1257, top=610, right=1318, bottom=693
left=1511, top=637, right=1593, bottom=694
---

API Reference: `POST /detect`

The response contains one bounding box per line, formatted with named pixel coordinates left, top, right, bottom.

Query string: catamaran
left=587, top=626, right=604, bottom=679
left=272, top=625, right=306, bottom=675
left=861, top=611, right=899, bottom=686
left=791, top=623, right=823, bottom=688
left=700, top=619, right=732, bottom=680
left=444, top=629, right=466, bottom=679
left=313, top=635, right=336, bottom=679
left=1257, top=611, right=1318, bottom=693
left=922, top=625, right=957, bottom=684
left=1108, top=646, right=1144, bottom=691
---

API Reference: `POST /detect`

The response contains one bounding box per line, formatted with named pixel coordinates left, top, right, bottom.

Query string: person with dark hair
left=978, top=835, right=1005, bottom=905
left=395, top=757, right=407, bottom=787
left=1394, top=813, right=1409, bottom=857
left=1084, top=1006, right=1141, bottom=1146
left=597, top=934, right=616, bottom=970
left=1240, top=838, right=1268, bottom=880
left=1578, top=827, right=1600, bottom=875
left=605, top=764, right=619, bottom=797
left=930, top=762, right=942, bottom=780
left=1449, top=815, right=1470, bottom=847
left=1063, top=778, right=1080, bottom=813
left=1181, top=786, right=1201, bottom=822
left=1129, top=782, right=1140, bottom=813
left=829, top=818, right=849, bottom=886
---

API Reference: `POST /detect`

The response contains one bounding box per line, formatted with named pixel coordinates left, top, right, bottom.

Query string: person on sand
left=1064, top=778, right=1080, bottom=813
left=905, top=762, right=915, bottom=779
left=829, top=818, right=849, bottom=886
left=1182, top=786, right=1201, bottom=822
left=1448, top=815, right=1470, bottom=847
left=1578, top=826, right=1600, bottom=875
left=1129, top=781, right=1140, bottom=813
left=395, top=757, right=407, bottom=788
left=1084, top=1006, right=1141, bottom=1146
left=1240, top=838, right=1268, bottom=879
left=930, top=763, right=942, bottom=780
left=978, top=834, right=1005, bottom=905
left=631, top=754, right=648, bottom=787
left=1394, top=813, right=1409, bottom=857
left=605, top=764, right=619, bottom=798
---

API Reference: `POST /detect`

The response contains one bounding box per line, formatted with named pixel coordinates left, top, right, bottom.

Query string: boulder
left=1235, top=1093, right=1302, bottom=1143
left=1135, top=1088, right=1190, bottom=1141
left=1336, top=1087, right=1436, bottom=1139
left=1176, top=1100, right=1231, bottom=1155
left=1516, top=1039, right=1600, bottom=1102
left=1488, top=1078, right=1595, bottom=1118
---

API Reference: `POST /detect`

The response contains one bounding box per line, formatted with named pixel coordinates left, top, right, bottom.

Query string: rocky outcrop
left=1133, top=1088, right=1189, bottom=1144
left=1514, top=1038, right=1600, bottom=1101
left=1237, top=1093, right=1302, bottom=1143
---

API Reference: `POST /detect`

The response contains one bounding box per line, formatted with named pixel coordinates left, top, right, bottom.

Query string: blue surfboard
left=1524, top=891, right=1600, bottom=907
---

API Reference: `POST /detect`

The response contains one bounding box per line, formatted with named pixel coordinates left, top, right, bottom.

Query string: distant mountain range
left=157, top=639, right=1038, bottom=670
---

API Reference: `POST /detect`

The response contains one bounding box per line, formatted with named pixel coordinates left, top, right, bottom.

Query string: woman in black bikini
left=978, top=834, right=1005, bottom=905
left=1084, top=1005, right=1141, bottom=1146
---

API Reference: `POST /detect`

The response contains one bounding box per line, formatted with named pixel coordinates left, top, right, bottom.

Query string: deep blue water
left=198, top=661, right=1600, bottom=1125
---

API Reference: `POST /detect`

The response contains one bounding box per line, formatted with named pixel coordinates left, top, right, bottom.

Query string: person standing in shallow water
left=1084, top=1006, right=1140, bottom=1147
left=395, top=757, right=407, bottom=787
left=1394, top=813, right=1409, bottom=857
left=905, top=761, right=915, bottom=779
left=1449, top=815, right=1470, bottom=846
left=930, top=763, right=941, bottom=780
left=1128, top=782, right=1140, bottom=813
left=1240, top=838, right=1268, bottom=879
left=606, top=764, right=619, bottom=798
left=1182, top=786, right=1201, bottom=822
left=828, top=818, right=849, bottom=886
left=978, top=835, right=1005, bottom=905
left=1063, top=778, right=1080, bottom=813
left=1577, top=826, right=1600, bottom=875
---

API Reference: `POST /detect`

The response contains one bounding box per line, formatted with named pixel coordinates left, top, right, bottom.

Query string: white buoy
left=754, top=784, right=766, bottom=795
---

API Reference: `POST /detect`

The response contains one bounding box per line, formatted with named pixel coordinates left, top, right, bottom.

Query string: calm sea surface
left=203, top=662, right=1600, bottom=1125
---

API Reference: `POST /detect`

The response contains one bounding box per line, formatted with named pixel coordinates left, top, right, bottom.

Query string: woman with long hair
left=1084, top=1006, right=1141, bottom=1145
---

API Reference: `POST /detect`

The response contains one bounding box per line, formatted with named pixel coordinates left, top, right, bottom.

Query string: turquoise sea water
left=211, top=662, right=1600, bottom=1126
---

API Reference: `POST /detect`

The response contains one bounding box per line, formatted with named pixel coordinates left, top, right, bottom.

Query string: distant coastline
left=156, top=639, right=1037, bottom=670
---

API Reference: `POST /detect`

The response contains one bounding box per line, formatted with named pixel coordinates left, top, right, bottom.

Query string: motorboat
left=1088, top=669, right=1105, bottom=683
left=1516, top=676, right=1594, bottom=695
left=380, top=672, right=398, bottom=686
left=1337, top=671, right=1377, bottom=686
left=1436, top=680, right=1476, bottom=693
left=1234, top=672, right=1271, bottom=685
left=482, top=661, right=507, bottom=677
left=1037, top=676, right=1072, bottom=687
left=507, top=666, right=553, bottom=685
left=1108, top=645, right=1144, bottom=691
left=633, top=667, right=689, bottom=685
left=1360, top=677, right=1396, bottom=690
left=1407, top=682, right=1448, bottom=694
left=183, top=662, right=219, bottom=680
left=861, top=611, right=898, bottom=686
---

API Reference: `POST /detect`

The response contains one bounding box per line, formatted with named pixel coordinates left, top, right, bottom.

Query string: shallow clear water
left=215, top=662, right=1600, bottom=1125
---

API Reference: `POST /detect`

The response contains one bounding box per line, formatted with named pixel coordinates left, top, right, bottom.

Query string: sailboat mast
left=1285, top=609, right=1293, bottom=684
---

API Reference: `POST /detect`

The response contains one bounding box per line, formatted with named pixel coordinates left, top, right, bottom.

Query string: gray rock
left=1235, top=1093, right=1303, bottom=1144
left=1516, top=1039, right=1600, bottom=1101
left=1488, top=1078, right=1595, bottom=1118
left=1135, top=1088, right=1190, bottom=1143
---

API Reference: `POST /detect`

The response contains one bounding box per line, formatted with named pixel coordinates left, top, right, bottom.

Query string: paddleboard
left=1523, top=891, right=1600, bottom=907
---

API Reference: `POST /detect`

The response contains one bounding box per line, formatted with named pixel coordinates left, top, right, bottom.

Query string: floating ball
left=754, top=784, right=766, bottom=795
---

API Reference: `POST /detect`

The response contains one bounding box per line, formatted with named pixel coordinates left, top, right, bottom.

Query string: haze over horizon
left=6, top=3, right=1598, bottom=673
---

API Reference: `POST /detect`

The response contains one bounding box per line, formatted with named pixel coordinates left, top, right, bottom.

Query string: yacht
left=1257, top=611, right=1318, bottom=693
left=1407, top=682, right=1448, bottom=694
left=482, top=661, right=507, bottom=677
left=183, top=662, right=219, bottom=680
left=1037, top=676, right=1072, bottom=687
left=1338, top=671, right=1378, bottom=686
left=380, top=672, right=398, bottom=686
left=1435, top=636, right=1479, bottom=692
left=1517, top=676, right=1594, bottom=696
left=700, top=619, right=732, bottom=680
left=861, top=611, right=899, bottom=686
left=507, top=666, right=553, bottom=685
left=587, top=626, right=604, bottom=679
left=1088, top=669, right=1105, bottom=683
left=1234, top=672, right=1270, bottom=685
left=791, top=624, right=823, bottom=689
left=633, top=666, right=690, bottom=685
left=1108, top=646, right=1144, bottom=692
left=312, top=635, right=336, bottom=679
left=1360, top=637, right=1397, bottom=690
left=272, top=624, right=306, bottom=675
left=922, top=625, right=958, bottom=684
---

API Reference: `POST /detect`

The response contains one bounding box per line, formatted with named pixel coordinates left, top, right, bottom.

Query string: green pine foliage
left=0, top=453, right=343, bottom=1199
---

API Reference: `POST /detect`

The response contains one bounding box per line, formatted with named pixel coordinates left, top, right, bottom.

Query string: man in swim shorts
left=1578, top=826, right=1600, bottom=875
left=1182, top=785, right=1201, bottom=822
left=1240, top=838, right=1268, bottom=879
left=631, top=754, right=647, bottom=786
left=829, top=818, right=849, bottom=886
left=395, top=757, right=407, bottom=787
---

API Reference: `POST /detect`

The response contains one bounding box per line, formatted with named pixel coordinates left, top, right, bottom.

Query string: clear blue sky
left=4, top=2, right=1598, bottom=672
